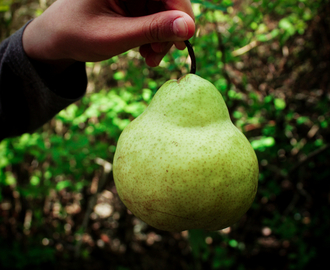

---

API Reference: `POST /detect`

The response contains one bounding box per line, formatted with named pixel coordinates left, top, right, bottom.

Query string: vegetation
left=1, top=0, right=330, bottom=269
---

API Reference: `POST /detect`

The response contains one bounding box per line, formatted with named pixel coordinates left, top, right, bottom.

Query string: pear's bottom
left=116, top=183, right=257, bottom=232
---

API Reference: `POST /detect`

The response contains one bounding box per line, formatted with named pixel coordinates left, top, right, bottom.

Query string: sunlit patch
left=94, top=203, right=113, bottom=218
left=262, top=226, right=272, bottom=236
left=220, top=227, right=231, bottom=234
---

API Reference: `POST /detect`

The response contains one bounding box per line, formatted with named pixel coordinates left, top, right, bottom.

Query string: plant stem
left=184, top=40, right=196, bottom=74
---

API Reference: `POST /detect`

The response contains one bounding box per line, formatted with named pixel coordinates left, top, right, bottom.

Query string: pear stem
left=184, top=40, right=196, bottom=74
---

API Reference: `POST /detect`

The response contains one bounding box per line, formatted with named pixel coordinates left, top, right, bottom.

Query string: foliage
left=1, top=0, right=330, bottom=269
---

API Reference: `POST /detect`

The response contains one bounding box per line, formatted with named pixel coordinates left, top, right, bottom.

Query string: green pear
left=113, top=74, right=258, bottom=232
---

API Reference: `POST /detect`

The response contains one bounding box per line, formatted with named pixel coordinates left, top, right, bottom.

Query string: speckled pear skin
left=113, top=74, right=258, bottom=232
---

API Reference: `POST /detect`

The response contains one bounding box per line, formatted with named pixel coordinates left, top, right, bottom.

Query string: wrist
left=22, top=19, right=76, bottom=73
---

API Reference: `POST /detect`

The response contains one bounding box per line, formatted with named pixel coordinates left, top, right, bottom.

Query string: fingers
left=110, top=9, right=194, bottom=66
left=139, top=40, right=188, bottom=67
left=118, top=1, right=195, bottom=67
left=140, top=42, right=174, bottom=67
left=117, top=0, right=195, bottom=20
left=174, top=41, right=187, bottom=50
left=161, top=0, right=195, bottom=20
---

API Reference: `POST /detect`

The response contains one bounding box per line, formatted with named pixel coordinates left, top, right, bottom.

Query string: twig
left=232, top=40, right=260, bottom=57
left=289, top=144, right=330, bottom=174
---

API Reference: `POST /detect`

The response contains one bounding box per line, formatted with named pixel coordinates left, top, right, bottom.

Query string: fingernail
left=173, top=17, right=188, bottom=38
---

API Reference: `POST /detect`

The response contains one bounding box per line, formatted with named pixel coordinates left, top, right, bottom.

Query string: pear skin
left=113, top=74, right=258, bottom=232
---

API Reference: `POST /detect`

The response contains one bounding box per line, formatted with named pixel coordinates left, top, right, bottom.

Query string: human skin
left=22, top=0, right=195, bottom=71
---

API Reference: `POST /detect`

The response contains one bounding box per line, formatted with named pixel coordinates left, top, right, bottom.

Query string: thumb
left=130, top=10, right=195, bottom=45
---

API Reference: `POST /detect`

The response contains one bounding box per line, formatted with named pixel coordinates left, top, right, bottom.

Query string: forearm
left=0, top=0, right=195, bottom=141
left=0, top=22, right=87, bottom=141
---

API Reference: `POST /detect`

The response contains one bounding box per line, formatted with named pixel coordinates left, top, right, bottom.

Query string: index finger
left=160, top=0, right=195, bottom=20
left=118, top=0, right=195, bottom=19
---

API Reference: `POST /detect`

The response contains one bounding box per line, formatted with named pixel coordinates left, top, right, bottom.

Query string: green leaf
left=297, top=116, right=310, bottom=125
left=125, top=102, right=146, bottom=117
left=233, top=110, right=243, bottom=119
left=191, top=0, right=231, bottom=11
left=251, top=137, right=275, bottom=150
left=56, top=180, right=72, bottom=191
left=113, top=71, right=125, bottom=81
left=274, top=98, right=286, bottom=110
left=229, top=239, right=238, bottom=248
left=279, top=18, right=296, bottom=35
left=4, top=171, right=16, bottom=186
left=264, top=95, right=273, bottom=103
left=142, top=89, right=153, bottom=102
left=147, top=80, right=158, bottom=90
left=0, top=0, right=11, bottom=12
left=256, top=29, right=280, bottom=42
left=30, top=176, right=40, bottom=186
left=228, top=90, right=243, bottom=100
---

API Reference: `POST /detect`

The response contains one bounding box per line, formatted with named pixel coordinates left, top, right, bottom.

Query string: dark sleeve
left=0, top=21, right=87, bottom=141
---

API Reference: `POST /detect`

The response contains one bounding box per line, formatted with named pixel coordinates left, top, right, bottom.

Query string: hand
left=22, top=0, right=195, bottom=69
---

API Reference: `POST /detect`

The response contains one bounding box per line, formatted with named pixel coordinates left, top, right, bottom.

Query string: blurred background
left=1, top=0, right=330, bottom=269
